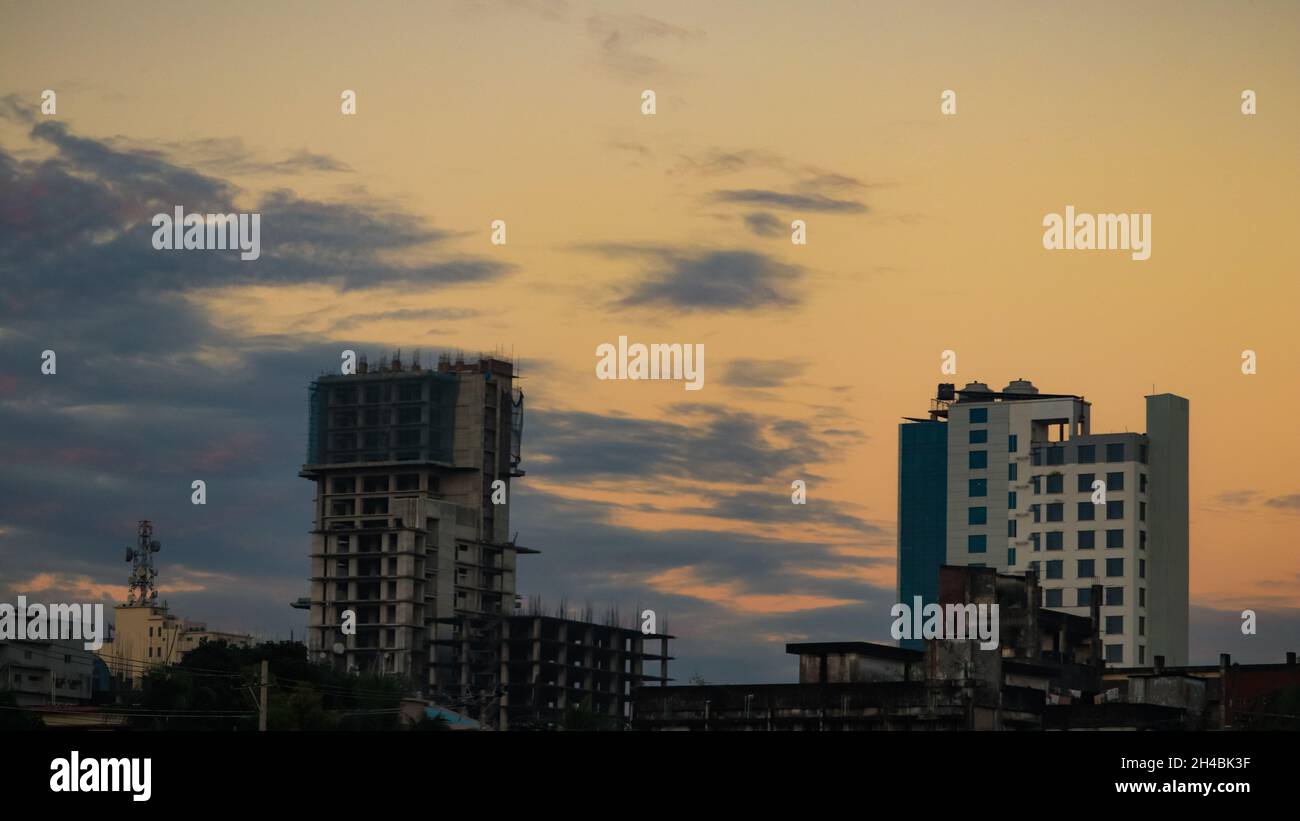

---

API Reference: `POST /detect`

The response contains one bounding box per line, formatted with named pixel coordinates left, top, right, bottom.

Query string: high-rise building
left=898, top=381, right=1188, bottom=666
left=301, top=353, right=528, bottom=693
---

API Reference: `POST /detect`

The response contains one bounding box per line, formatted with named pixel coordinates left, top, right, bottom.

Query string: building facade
left=899, top=380, right=1189, bottom=667
left=301, top=353, right=528, bottom=694
left=100, top=604, right=254, bottom=687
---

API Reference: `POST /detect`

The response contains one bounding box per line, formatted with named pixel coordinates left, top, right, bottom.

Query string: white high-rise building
left=940, top=380, right=1188, bottom=667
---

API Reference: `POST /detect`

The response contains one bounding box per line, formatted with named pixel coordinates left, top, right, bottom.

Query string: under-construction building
left=445, top=604, right=673, bottom=730
left=301, top=353, right=529, bottom=694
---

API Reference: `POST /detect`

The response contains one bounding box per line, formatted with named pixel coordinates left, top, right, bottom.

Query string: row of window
left=1030, top=578, right=1148, bottom=609
left=1023, top=556, right=1148, bottom=579
left=1027, top=528, right=1147, bottom=550
left=1030, top=472, right=1147, bottom=494
left=1105, top=643, right=1146, bottom=664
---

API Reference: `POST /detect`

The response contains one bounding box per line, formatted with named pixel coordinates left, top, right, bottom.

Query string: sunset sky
left=2, top=0, right=1298, bottom=681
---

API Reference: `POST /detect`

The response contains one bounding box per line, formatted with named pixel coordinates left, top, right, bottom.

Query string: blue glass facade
left=897, top=419, right=947, bottom=650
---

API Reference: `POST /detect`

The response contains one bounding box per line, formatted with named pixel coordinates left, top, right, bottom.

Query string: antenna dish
left=125, top=548, right=134, bottom=562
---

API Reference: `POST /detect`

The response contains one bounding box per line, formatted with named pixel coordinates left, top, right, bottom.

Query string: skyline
left=2, top=0, right=1299, bottom=683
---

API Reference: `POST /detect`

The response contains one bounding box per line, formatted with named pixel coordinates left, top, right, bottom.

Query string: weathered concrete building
left=439, top=610, right=672, bottom=730
left=635, top=565, right=1104, bottom=730
left=301, top=353, right=529, bottom=693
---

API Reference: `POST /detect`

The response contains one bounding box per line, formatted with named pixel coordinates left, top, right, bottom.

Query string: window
left=1046, top=560, right=1063, bottom=580
left=1046, top=503, right=1063, bottom=522
left=1140, top=530, right=1147, bottom=550
left=1078, top=559, right=1095, bottom=578
left=969, top=478, right=987, bottom=497
left=1078, top=445, right=1096, bottom=464
left=969, top=451, right=987, bottom=470
left=969, top=408, right=988, bottom=423
left=968, top=507, right=987, bottom=525
left=1078, top=472, right=1095, bottom=493
left=398, top=383, right=422, bottom=402
left=1077, top=501, right=1095, bottom=521
left=1107, top=471, right=1124, bottom=491
left=1031, top=448, right=1042, bottom=466
left=1046, top=474, right=1064, bottom=494
left=396, top=474, right=420, bottom=491
left=1107, top=500, right=1124, bottom=520
left=1140, top=502, right=1146, bottom=521
left=1106, top=587, right=1124, bottom=606
left=332, top=478, right=356, bottom=493
left=1139, top=444, right=1148, bottom=464
left=1031, top=504, right=1041, bottom=523
left=1078, top=530, right=1095, bottom=549
left=1139, top=617, right=1146, bottom=636
left=1139, top=588, right=1146, bottom=607
left=968, top=534, right=987, bottom=553
left=1106, top=558, right=1124, bottom=577
left=1140, top=473, right=1147, bottom=493
left=1009, top=434, right=1018, bottom=453
left=1045, top=588, right=1063, bottom=607
left=1106, top=615, right=1124, bottom=635
left=1046, top=531, right=1063, bottom=550
left=1031, top=476, right=1042, bottom=495
left=1077, top=587, right=1093, bottom=607
left=1106, top=443, right=1124, bottom=462
left=1008, top=462, right=1018, bottom=481
left=1030, top=532, right=1041, bottom=552
left=1105, top=644, right=1123, bottom=664
left=969, top=429, right=988, bottom=444
left=1008, top=491, right=1017, bottom=509
left=1139, top=559, right=1146, bottom=579
left=1007, top=519, right=1017, bottom=537
left=1008, top=547, right=1017, bottom=566
left=1106, top=529, right=1124, bottom=548
left=1047, top=447, right=1065, bottom=466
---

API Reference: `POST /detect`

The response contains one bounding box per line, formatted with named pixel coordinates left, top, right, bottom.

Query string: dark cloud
left=741, top=211, right=784, bottom=237
left=723, top=358, right=805, bottom=388
left=708, top=188, right=868, bottom=214
left=1190, top=605, right=1300, bottom=665
left=1264, top=494, right=1300, bottom=512
left=583, top=245, right=800, bottom=312
left=511, top=488, right=893, bottom=683
left=0, top=121, right=510, bottom=334
left=527, top=405, right=831, bottom=483
left=1214, top=489, right=1259, bottom=507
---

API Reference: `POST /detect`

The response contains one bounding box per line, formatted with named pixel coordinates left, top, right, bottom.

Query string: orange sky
left=2, top=1, right=1298, bottom=651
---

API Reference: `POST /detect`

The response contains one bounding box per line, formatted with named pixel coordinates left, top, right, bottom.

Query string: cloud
left=1264, top=494, right=1300, bottom=512
left=742, top=211, right=784, bottom=237
left=668, top=148, right=785, bottom=178
left=0, top=120, right=510, bottom=337
left=708, top=188, right=868, bottom=214
left=528, top=405, right=830, bottom=483
left=581, top=245, right=800, bottom=312
left=1214, top=489, right=1259, bottom=507
left=723, top=358, right=805, bottom=388
left=585, top=13, right=704, bottom=78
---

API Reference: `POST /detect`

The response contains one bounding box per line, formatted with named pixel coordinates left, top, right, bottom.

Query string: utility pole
left=259, top=659, right=269, bottom=732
